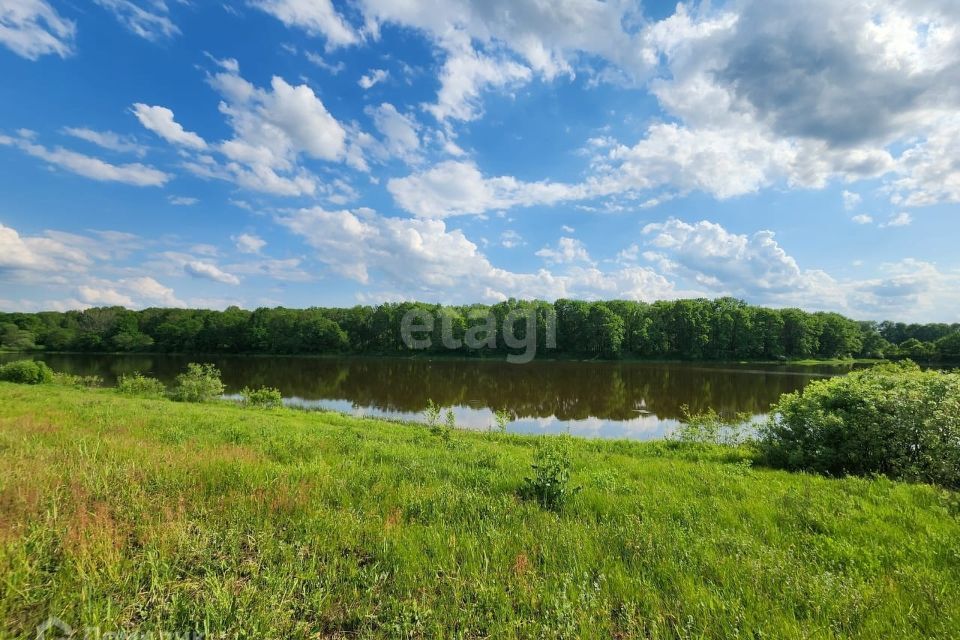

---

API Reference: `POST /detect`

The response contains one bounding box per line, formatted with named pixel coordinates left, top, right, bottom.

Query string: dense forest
left=2, top=298, right=959, bottom=362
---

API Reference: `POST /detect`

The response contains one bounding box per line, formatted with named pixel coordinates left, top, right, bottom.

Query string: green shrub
left=520, top=435, right=580, bottom=511
left=429, top=408, right=455, bottom=442
left=171, top=363, right=225, bottom=403
left=669, top=406, right=753, bottom=447
left=493, top=409, right=510, bottom=434
left=52, top=372, right=103, bottom=388
left=116, top=372, right=166, bottom=398
left=423, top=399, right=441, bottom=428
left=0, top=359, right=54, bottom=384
left=241, top=386, right=283, bottom=409
left=760, top=362, right=960, bottom=488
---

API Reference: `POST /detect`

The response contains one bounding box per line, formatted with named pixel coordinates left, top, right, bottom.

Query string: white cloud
left=62, top=127, right=146, bottom=157
left=852, top=214, right=874, bottom=225
left=890, top=117, right=960, bottom=206
left=358, top=68, right=388, bottom=89
left=842, top=190, right=862, bottom=211
left=184, top=260, right=241, bottom=285
left=425, top=35, right=532, bottom=122
left=0, top=0, right=75, bottom=60
left=536, top=237, right=592, bottom=265
left=95, top=0, right=179, bottom=41
left=561, top=225, right=575, bottom=233
left=304, top=51, right=345, bottom=74
left=132, top=104, right=207, bottom=150
left=0, top=222, right=90, bottom=272
left=0, top=223, right=185, bottom=309
left=880, top=212, right=912, bottom=228
left=168, top=196, right=198, bottom=206
left=500, top=230, right=524, bottom=249
left=0, top=131, right=170, bottom=187
left=252, top=0, right=359, bottom=49
left=276, top=205, right=678, bottom=303
left=367, top=102, right=420, bottom=162
left=233, top=233, right=266, bottom=254
left=135, top=59, right=356, bottom=198
left=388, top=160, right=593, bottom=218
left=357, top=0, right=649, bottom=122
left=77, top=284, right=135, bottom=307
left=641, top=218, right=838, bottom=305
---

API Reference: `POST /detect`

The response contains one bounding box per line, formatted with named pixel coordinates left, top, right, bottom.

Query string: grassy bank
left=1, top=384, right=958, bottom=638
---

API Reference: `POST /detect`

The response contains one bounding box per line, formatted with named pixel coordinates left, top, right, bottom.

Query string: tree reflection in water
left=4, top=353, right=858, bottom=439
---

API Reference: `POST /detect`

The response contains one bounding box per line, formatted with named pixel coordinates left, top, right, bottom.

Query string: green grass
left=1, top=383, right=958, bottom=639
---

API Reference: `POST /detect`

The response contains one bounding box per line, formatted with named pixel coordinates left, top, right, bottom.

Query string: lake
left=0, top=352, right=864, bottom=439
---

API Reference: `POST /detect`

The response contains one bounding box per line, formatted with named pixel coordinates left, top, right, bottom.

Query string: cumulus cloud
left=233, top=233, right=266, bottom=254
left=95, top=0, right=179, bottom=41
left=0, top=222, right=89, bottom=273
left=358, top=68, right=389, bottom=89
left=880, top=212, right=913, bottom=228
left=0, top=0, right=75, bottom=60
left=640, top=218, right=839, bottom=306
left=355, top=0, right=649, bottom=122
left=0, top=131, right=170, bottom=187
left=366, top=102, right=420, bottom=163
left=536, top=237, right=592, bottom=265
left=388, top=160, right=595, bottom=218
left=500, top=230, right=524, bottom=249
left=425, top=34, right=532, bottom=122
left=252, top=0, right=359, bottom=49
left=842, top=190, right=862, bottom=211
left=276, top=206, right=677, bottom=302
left=184, top=260, right=241, bottom=285
left=133, top=58, right=357, bottom=197
left=0, top=222, right=185, bottom=309
left=132, top=104, right=207, bottom=150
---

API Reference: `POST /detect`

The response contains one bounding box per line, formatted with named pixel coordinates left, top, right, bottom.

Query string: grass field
left=1, top=383, right=958, bottom=639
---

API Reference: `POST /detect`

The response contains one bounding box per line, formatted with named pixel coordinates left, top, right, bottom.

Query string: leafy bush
left=52, top=372, right=103, bottom=388
left=116, top=372, right=166, bottom=398
left=0, top=359, right=54, bottom=384
left=493, top=409, right=510, bottom=434
left=520, top=435, right=580, bottom=511
left=241, top=386, right=283, bottom=409
left=760, top=362, right=960, bottom=488
left=170, top=363, right=225, bottom=403
left=669, top=406, right=753, bottom=447
left=423, top=399, right=441, bottom=428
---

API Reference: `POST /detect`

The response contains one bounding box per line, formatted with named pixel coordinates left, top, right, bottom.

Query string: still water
left=2, top=353, right=861, bottom=439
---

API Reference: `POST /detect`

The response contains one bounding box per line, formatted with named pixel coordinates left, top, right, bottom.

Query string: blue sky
left=1, top=0, right=959, bottom=321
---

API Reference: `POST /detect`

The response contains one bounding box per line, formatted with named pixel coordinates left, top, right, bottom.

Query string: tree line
left=2, top=298, right=959, bottom=361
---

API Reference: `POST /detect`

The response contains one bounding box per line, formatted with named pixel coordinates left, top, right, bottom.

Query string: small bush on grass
left=423, top=399, right=441, bottom=428
left=116, top=372, right=166, bottom=398
left=171, top=363, right=225, bottom=403
left=493, top=409, right=510, bottom=434
left=53, top=372, right=103, bottom=388
left=669, top=406, right=753, bottom=447
left=241, top=386, right=283, bottom=409
left=760, top=361, right=960, bottom=488
left=520, top=435, right=580, bottom=511
left=0, top=359, right=54, bottom=384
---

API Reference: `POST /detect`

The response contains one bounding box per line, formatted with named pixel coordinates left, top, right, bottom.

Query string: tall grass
left=1, top=383, right=958, bottom=638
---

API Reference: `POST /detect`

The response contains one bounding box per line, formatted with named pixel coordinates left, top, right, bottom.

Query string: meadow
left=1, top=382, right=959, bottom=639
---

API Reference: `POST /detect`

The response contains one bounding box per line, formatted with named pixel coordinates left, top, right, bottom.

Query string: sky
left=0, top=0, right=959, bottom=322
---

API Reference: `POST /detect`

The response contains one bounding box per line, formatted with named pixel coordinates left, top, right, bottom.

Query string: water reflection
left=2, top=353, right=858, bottom=439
